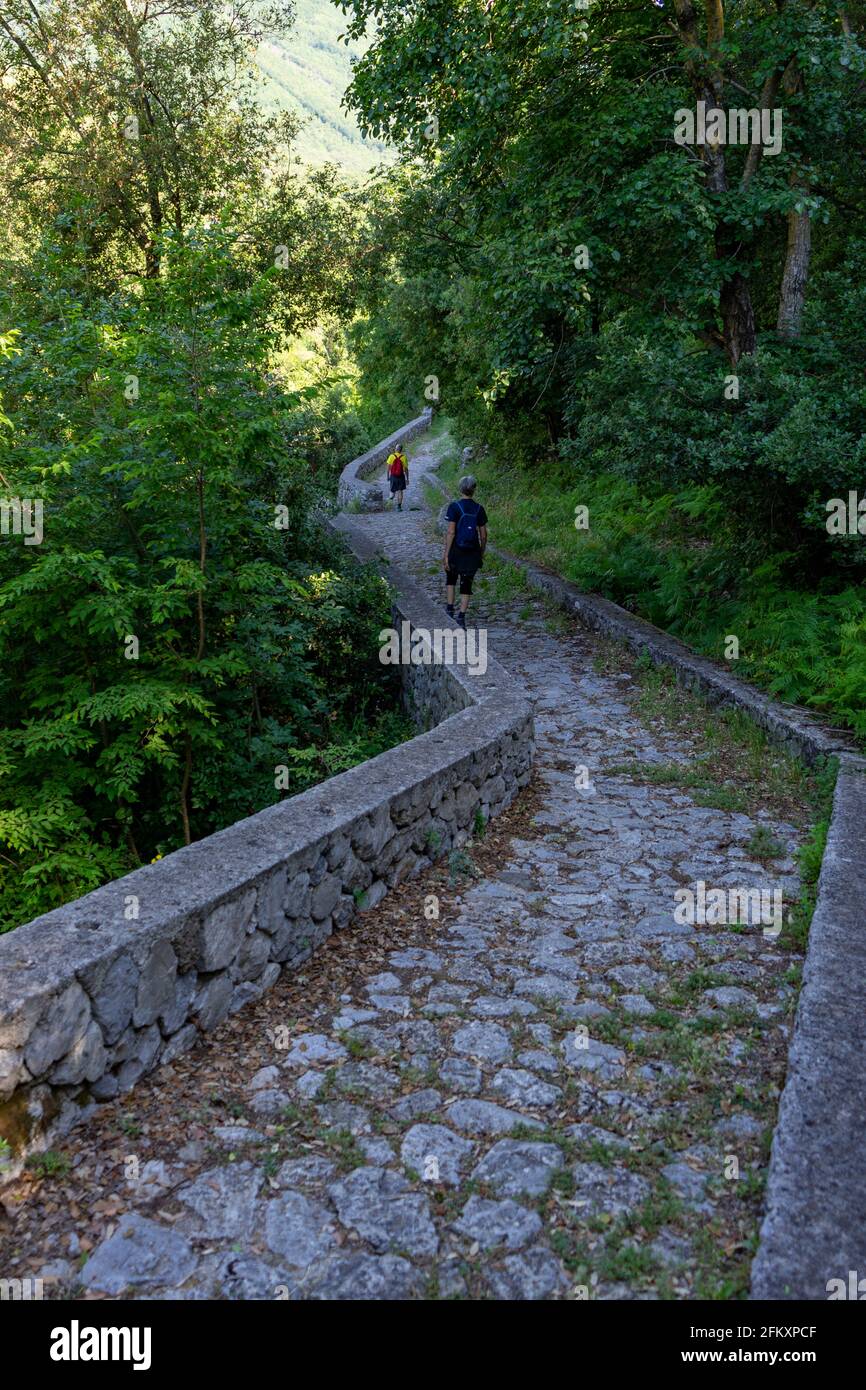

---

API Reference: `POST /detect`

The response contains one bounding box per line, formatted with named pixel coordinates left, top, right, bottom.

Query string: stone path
left=4, top=432, right=812, bottom=1300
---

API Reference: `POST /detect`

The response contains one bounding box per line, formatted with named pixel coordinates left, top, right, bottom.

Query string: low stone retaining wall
left=750, top=759, right=866, bottom=1301
left=337, top=408, right=433, bottom=511
left=430, top=474, right=866, bottom=1301
left=0, top=481, right=533, bottom=1174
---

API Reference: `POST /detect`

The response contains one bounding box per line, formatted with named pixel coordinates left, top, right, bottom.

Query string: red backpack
left=388, top=453, right=405, bottom=476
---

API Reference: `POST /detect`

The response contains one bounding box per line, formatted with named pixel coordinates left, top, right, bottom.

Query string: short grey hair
left=459, top=474, right=477, bottom=496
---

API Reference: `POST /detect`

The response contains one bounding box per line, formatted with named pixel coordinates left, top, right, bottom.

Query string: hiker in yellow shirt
left=386, top=448, right=409, bottom=511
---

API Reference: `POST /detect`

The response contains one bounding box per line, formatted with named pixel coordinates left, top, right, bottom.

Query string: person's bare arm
left=443, top=520, right=456, bottom=570
left=479, top=524, right=488, bottom=556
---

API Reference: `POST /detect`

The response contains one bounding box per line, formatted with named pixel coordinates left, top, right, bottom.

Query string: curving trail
left=2, top=431, right=810, bottom=1301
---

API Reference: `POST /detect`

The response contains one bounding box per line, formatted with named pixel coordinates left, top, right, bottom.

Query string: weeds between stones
left=25, top=1150, right=71, bottom=1180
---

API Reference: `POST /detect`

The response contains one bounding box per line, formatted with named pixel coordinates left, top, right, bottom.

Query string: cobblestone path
left=5, top=433, right=813, bottom=1300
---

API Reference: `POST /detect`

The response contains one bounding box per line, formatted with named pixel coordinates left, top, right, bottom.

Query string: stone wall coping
left=750, top=758, right=866, bottom=1299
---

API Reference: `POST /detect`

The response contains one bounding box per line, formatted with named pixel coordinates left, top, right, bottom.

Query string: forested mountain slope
left=254, top=0, right=392, bottom=174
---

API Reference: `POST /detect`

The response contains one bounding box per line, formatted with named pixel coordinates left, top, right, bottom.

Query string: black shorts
left=389, top=474, right=406, bottom=493
left=446, top=569, right=474, bottom=595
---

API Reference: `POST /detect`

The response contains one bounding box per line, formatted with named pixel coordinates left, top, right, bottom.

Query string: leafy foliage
left=0, top=2, right=399, bottom=932
left=342, top=0, right=866, bottom=742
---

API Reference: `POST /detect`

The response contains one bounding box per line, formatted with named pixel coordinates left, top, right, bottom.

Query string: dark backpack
left=455, top=500, right=479, bottom=548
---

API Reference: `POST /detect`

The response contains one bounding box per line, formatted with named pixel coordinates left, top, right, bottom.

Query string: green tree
left=0, top=224, right=395, bottom=929
left=0, top=0, right=297, bottom=278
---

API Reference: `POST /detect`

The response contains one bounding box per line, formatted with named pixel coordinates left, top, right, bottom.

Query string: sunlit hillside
left=255, top=0, right=393, bottom=176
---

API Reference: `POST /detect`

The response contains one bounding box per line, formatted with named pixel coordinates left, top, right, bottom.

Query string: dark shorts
left=446, top=543, right=482, bottom=576
left=446, top=569, right=474, bottom=595
left=389, top=473, right=406, bottom=493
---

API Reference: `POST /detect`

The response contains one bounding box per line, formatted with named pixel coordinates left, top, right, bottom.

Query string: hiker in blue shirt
left=443, top=475, right=487, bottom=629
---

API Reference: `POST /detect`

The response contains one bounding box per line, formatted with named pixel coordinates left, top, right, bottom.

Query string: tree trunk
left=777, top=203, right=811, bottom=338
left=672, top=0, right=758, bottom=365
left=179, top=735, right=193, bottom=846
left=776, top=61, right=811, bottom=339
left=720, top=267, right=757, bottom=364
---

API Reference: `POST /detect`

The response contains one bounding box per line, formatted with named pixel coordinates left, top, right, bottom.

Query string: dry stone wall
left=337, top=408, right=433, bottom=511
left=0, top=458, right=533, bottom=1172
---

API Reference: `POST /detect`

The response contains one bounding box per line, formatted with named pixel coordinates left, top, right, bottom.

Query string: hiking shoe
left=445, top=603, right=455, bottom=619
left=456, top=611, right=467, bottom=630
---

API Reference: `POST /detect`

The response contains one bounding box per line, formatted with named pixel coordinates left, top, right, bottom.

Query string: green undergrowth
left=434, top=429, right=866, bottom=747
